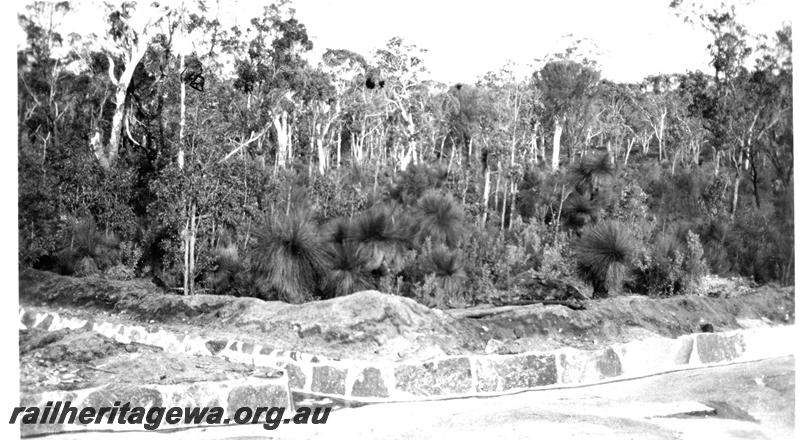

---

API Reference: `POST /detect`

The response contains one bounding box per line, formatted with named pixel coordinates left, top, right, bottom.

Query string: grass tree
left=323, top=242, right=376, bottom=298
left=414, top=191, right=466, bottom=248
left=251, top=211, right=330, bottom=303
left=562, top=193, right=599, bottom=230
left=348, top=203, right=411, bottom=271
left=575, top=221, right=636, bottom=297
left=427, top=247, right=467, bottom=300
left=569, top=153, right=615, bottom=196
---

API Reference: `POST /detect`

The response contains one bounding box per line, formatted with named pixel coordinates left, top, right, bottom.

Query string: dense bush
left=633, top=229, right=707, bottom=296
left=17, top=3, right=792, bottom=307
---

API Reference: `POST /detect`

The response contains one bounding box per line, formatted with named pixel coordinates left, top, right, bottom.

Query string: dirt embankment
left=19, top=268, right=795, bottom=360
left=19, top=269, right=487, bottom=361
left=19, top=327, right=278, bottom=395
left=460, top=285, right=794, bottom=352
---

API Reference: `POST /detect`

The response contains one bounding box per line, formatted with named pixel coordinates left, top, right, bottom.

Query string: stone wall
left=19, top=306, right=794, bottom=409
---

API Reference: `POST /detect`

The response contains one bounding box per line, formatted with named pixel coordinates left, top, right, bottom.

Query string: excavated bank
left=19, top=269, right=794, bottom=360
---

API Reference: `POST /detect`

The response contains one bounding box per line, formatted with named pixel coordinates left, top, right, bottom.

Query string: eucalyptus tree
left=534, top=58, right=600, bottom=171
left=319, top=48, right=370, bottom=171
left=229, top=3, right=313, bottom=169
left=86, top=1, right=173, bottom=169
left=373, top=37, right=431, bottom=170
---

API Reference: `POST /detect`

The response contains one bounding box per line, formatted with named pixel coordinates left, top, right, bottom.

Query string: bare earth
left=18, top=269, right=794, bottom=395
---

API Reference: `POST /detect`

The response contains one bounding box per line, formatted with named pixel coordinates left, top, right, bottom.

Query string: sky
left=14, top=0, right=796, bottom=83
left=288, top=0, right=794, bottom=83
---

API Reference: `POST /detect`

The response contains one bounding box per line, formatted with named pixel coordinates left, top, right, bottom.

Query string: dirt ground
left=18, top=269, right=795, bottom=392
left=465, top=280, right=794, bottom=352
left=19, top=327, right=282, bottom=395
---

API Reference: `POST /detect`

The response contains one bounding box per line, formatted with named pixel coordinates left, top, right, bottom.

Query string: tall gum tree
left=230, top=4, right=313, bottom=170
left=89, top=1, right=170, bottom=169
left=374, top=37, right=430, bottom=171
left=535, top=59, right=600, bottom=171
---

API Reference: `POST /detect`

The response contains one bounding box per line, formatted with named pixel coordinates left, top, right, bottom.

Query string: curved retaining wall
left=19, top=306, right=795, bottom=409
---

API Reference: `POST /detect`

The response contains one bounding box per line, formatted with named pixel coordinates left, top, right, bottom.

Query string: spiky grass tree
left=348, top=204, right=410, bottom=271
left=575, top=221, right=636, bottom=298
left=569, top=153, right=614, bottom=196
left=388, top=163, right=448, bottom=204
left=323, top=242, right=376, bottom=298
left=414, top=191, right=466, bottom=248
left=251, top=211, right=330, bottom=303
left=207, top=244, right=246, bottom=296
left=58, top=218, right=121, bottom=273
left=428, top=247, right=467, bottom=299
left=562, top=193, right=599, bottom=230
left=323, top=217, right=353, bottom=246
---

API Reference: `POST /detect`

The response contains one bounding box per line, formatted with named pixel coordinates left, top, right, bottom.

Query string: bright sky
left=15, top=0, right=795, bottom=84
left=288, top=0, right=793, bottom=83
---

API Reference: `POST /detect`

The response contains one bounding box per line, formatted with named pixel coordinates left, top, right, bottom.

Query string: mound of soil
left=20, top=269, right=487, bottom=361
left=457, top=284, right=794, bottom=352
left=19, top=269, right=795, bottom=361
left=20, top=327, right=279, bottom=394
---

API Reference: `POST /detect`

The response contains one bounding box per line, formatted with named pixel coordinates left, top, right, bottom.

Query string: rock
left=558, top=348, right=622, bottom=383
left=311, top=366, right=347, bottom=395
left=475, top=354, right=557, bottom=392
left=285, top=363, right=306, bottom=389
left=351, top=367, right=389, bottom=398
left=484, top=339, right=504, bottom=354
left=695, top=333, right=746, bottom=363
left=83, top=385, right=162, bottom=413
left=395, top=357, right=472, bottom=396
left=227, top=385, right=288, bottom=420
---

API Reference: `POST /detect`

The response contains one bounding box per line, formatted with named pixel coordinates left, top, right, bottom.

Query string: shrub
left=207, top=244, right=251, bottom=296
left=47, top=218, right=123, bottom=276
left=562, top=193, right=599, bottom=230
left=74, top=256, right=100, bottom=277
left=413, top=191, right=466, bottom=247
left=569, top=153, right=614, bottom=195
left=606, top=182, right=655, bottom=243
left=250, top=211, right=330, bottom=303
left=633, top=228, right=708, bottom=296
left=427, top=247, right=467, bottom=299
left=104, top=264, right=135, bottom=281
left=348, top=203, right=410, bottom=271
left=388, top=163, right=448, bottom=204
left=575, top=221, right=637, bottom=297
left=323, top=242, right=376, bottom=298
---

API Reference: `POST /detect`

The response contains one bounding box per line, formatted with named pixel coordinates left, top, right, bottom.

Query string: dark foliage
left=575, top=221, right=637, bottom=297
left=251, top=211, right=330, bottom=303
left=413, top=191, right=466, bottom=247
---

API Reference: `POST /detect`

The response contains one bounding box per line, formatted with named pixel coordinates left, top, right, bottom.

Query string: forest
left=17, top=1, right=793, bottom=308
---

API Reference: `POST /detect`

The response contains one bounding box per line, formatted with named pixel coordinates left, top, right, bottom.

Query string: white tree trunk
left=624, top=138, right=634, bottom=166
left=93, top=44, right=148, bottom=169
left=188, top=203, right=196, bottom=295
left=731, top=173, right=741, bottom=218
left=273, top=110, right=291, bottom=168
left=607, top=139, right=614, bottom=165
left=551, top=116, right=563, bottom=171
left=657, top=110, right=666, bottom=162
left=336, top=128, right=342, bottom=168
left=178, top=53, right=186, bottom=170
